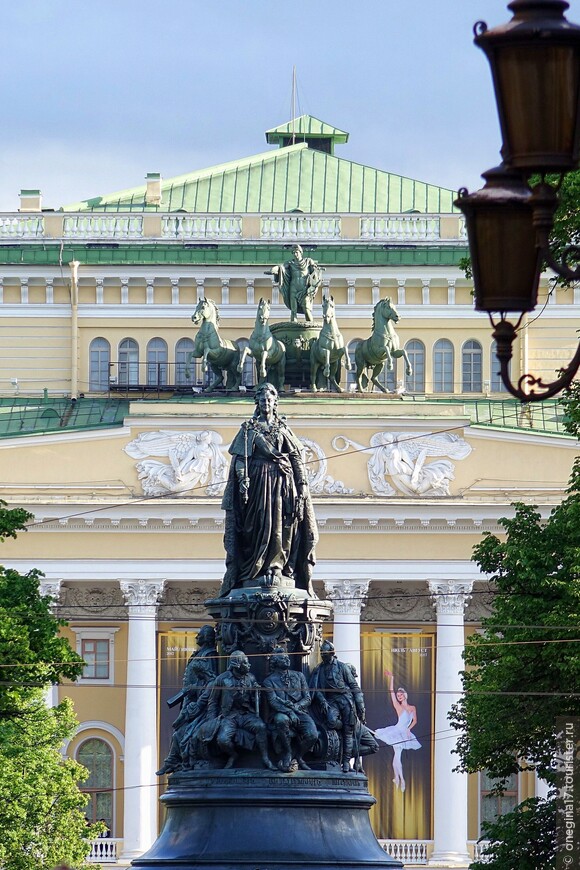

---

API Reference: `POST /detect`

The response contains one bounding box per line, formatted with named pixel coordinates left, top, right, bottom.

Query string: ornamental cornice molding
left=2, top=558, right=484, bottom=585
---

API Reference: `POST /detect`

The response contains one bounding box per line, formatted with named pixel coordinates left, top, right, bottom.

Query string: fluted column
left=323, top=579, right=370, bottom=677
left=39, top=579, right=62, bottom=707
left=428, top=580, right=473, bottom=866
left=119, top=579, right=165, bottom=860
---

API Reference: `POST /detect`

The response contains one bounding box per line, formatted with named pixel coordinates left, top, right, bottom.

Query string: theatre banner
left=157, top=630, right=201, bottom=765
left=361, top=630, right=434, bottom=840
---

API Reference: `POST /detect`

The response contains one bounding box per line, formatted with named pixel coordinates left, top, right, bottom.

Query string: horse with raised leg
left=310, top=295, right=351, bottom=392
left=354, top=297, right=412, bottom=393
left=238, top=298, right=286, bottom=391
left=191, top=298, right=241, bottom=392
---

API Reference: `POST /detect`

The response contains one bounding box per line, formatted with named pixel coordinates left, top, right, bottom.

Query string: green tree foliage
left=449, top=386, right=580, bottom=869
left=0, top=501, right=100, bottom=869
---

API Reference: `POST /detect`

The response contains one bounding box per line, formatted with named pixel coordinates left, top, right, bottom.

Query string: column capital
left=39, top=579, right=62, bottom=604
left=324, top=578, right=370, bottom=616
left=120, top=579, right=165, bottom=608
left=428, top=580, right=473, bottom=615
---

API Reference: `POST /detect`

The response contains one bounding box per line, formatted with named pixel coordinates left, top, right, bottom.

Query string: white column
left=447, top=278, right=456, bottom=306
left=371, top=279, right=381, bottom=306
left=39, top=579, right=62, bottom=708
left=221, top=278, right=230, bottom=305
left=323, top=579, right=370, bottom=677
left=170, top=278, right=180, bottom=305
left=145, top=277, right=154, bottom=305
left=536, top=772, right=552, bottom=800
left=119, top=579, right=165, bottom=861
left=246, top=278, right=255, bottom=305
left=428, top=580, right=473, bottom=867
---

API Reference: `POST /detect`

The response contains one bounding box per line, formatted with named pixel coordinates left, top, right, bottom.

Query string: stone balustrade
left=87, top=837, right=122, bottom=863
left=260, top=214, right=342, bottom=240
left=0, top=212, right=465, bottom=243
left=379, top=839, right=432, bottom=864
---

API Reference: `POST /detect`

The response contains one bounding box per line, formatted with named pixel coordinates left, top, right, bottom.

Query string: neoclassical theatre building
left=0, top=116, right=576, bottom=867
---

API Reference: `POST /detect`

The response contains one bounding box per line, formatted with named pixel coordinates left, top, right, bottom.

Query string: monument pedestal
left=133, top=769, right=401, bottom=869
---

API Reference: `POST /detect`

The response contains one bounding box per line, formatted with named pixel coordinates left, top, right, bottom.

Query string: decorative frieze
left=363, top=581, right=435, bottom=622
left=124, top=430, right=228, bottom=496
left=332, top=431, right=472, bottom=497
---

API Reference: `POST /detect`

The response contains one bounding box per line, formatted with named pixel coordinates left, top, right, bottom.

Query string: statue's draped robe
left=276, top=256, right=322, bottom=316
left=220, top=419, right=318, bottom=596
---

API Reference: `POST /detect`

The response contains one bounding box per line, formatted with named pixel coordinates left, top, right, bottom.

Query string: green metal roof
left=63, top=143, right=458, bottom=215
left=265, top=115, right=349, bottom=145
left=0, top=397, right=129, bottom=439
left=0, top=242, right=467, bottom=268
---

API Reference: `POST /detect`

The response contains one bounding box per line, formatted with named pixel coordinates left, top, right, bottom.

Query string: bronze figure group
left=189, top=246, right=408, bottom=393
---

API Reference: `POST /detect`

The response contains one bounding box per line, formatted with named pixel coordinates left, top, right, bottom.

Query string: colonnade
left=51, top=576, right=476, bottom=864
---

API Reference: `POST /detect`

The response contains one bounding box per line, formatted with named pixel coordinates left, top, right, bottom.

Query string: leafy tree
left=449, top=385, right=580, bottom=869
left=0, top=501, right=100, bottom=869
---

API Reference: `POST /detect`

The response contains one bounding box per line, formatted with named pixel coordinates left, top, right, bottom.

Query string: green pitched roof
left=265, top=114, right=349, bottom=146
left=64, top=141, right=458, bottom=214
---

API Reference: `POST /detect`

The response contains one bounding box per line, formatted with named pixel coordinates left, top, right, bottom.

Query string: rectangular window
left=81, top=638, right=110, bottom=680
left=480, top=771, right=518, bottom=833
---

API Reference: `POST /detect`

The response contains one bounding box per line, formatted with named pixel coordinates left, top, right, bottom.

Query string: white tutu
left=375, top=709, right=421, bottom=751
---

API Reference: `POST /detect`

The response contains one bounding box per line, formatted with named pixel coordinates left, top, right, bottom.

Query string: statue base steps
left=133, top=769, right=402, bottom=869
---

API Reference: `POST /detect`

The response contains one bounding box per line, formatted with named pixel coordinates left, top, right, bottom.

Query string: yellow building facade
left=0, top=116, right=575, bottom=867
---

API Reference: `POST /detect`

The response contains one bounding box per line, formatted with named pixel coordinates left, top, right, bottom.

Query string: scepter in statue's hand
left=242, top=421, right=250, bottom=503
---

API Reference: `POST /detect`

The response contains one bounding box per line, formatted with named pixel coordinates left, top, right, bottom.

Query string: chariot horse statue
left=191, top=298, right=241, bottom=392
left=310, top=296, right=350, bottom=392
left=238, top=298, right=286, bottom=391
left=354, top=297, right=412, bottom=393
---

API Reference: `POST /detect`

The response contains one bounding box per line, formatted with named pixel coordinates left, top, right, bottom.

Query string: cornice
left=1, top=558, right=483, bottom=583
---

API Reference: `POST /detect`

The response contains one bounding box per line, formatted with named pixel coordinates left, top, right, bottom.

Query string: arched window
left=76, top=738, right=114, bottom=833
left=175, top=338, right=196, bottom=387
left=433, top=339, right=454, bottom=393
left=118, top=338, right=139, bottom=386
left=462, top=339, right=483, bottom=392
left=89, top=338, right=110, bottom=392
left=490, top=341, right=509, bottom=392
left=236, top=338, right=255, bottom=388
left=147, top=338, right=168, bottom=387
left=405, top=339, right=425, bottom=392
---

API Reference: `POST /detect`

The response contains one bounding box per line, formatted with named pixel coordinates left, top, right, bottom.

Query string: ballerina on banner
left=374, top=669, right=421, bottom=793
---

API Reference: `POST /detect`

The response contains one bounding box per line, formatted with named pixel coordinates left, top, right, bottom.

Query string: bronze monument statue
left=220, top=382, right=318, bottom=596
left=354, top=297, right=412, bottom=393
left=263, top=648, right=318, bottom=772
left=310, top=639, right=367, bottom=773
left=205, top=650, right=276, bottom=771
left=310, top=295, right=351, bottom=392
left=144, top=379, right=400, bottom=870
left=191, top=297, right=242, bottom=392
left=266, top=244, right=324, bottom=323
left=238, top=298, right=286, bottom=391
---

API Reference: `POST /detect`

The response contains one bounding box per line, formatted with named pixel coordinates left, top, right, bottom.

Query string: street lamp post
left=456, top=0, right=580, bottom=400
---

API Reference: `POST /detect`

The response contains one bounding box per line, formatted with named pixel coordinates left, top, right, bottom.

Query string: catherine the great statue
left=220, top=383, right=318, bottom=597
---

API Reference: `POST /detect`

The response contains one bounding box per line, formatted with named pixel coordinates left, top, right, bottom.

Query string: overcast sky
left=1, top=0, right=522, bottom=211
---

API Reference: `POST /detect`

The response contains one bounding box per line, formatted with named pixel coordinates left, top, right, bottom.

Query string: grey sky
left=1, top=0, right=521, bottom=211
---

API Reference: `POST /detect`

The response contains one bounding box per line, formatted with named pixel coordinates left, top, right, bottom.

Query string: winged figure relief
left=124, top=430, right=228, bottom=496
left=332, top=431, right=472, bottom=497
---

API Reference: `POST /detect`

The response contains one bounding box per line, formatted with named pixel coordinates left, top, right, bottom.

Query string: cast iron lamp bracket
left=459, top=0, right=580, bottom=400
